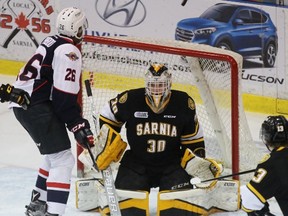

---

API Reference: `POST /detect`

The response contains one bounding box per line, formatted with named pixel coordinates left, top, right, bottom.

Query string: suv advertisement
left=175, top=3, right=278, bottom=68
left=0, top=0, right=287, bottom=113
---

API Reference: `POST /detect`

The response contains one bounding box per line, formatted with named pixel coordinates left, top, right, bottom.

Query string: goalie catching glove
left=79, top=124, right=127, bottom=171
left=181, top=148, right=223, bottom=188
left=96, top=124, right=127, bottom=170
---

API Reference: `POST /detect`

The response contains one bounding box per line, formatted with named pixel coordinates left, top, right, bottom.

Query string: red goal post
left=78, top=35, right=260, bottom=181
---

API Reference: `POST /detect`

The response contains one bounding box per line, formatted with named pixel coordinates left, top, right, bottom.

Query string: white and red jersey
left=10, top=35, right=83, bottom=127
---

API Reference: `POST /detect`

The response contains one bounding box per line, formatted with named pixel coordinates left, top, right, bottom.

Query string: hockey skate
left=25, top=190, right=47, bottom=216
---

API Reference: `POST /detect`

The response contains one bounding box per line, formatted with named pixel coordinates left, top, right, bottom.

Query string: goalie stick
left=190, top=169, right=256, bottom=185
left=84, top=79, right=122, bottom=216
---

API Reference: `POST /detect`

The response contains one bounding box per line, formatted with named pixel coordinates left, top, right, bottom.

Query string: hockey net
left=78, top=35, right=261, bottom=182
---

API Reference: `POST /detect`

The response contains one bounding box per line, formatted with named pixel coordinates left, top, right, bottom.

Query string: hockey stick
left=190, top=169, right=256, bottom=185
left=84, top=79, right=122, bottom=216
left=181, top=0, right=188, bottom=6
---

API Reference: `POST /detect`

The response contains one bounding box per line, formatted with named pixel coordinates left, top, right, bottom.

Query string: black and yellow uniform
left=100, top=88, right=205, bottom=191
left=241, top=147, right=288, bottom=215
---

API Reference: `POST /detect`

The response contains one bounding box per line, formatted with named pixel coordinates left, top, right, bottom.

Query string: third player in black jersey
left=241, top=115, right=288, bottom=215
left=99, top=64, right=205, bottom=192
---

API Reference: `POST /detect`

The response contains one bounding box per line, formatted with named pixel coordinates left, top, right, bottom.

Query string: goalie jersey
left=99, top=88, right=205, bottom=167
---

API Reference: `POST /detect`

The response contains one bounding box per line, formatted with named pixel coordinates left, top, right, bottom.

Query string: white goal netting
left=78, top=36, right=261, bottom=182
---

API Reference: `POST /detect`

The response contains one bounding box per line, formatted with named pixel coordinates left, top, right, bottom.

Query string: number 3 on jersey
left=252, top=168, right=267, bottom=183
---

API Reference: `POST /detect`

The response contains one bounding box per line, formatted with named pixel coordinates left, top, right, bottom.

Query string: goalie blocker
left=181, top=148, right=224, bottom=188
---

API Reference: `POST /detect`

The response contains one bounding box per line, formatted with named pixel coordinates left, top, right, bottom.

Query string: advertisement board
left=0, top=0, right=288, bottom=113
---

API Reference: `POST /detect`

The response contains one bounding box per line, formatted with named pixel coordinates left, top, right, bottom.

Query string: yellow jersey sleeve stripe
left=181, top=121, right=199, bottom=138
left=99, top=115, right=122, bottom=128
left=247, top=183, right=266, bottom=203
left=181, top=137, right=204, bottom=145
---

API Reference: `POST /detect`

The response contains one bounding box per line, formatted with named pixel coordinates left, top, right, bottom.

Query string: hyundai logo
left=95, top=0, right=146, bottom=27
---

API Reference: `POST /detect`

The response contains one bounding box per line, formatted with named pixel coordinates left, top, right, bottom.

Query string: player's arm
left=52, top=44, right=94, bottom=148
left=95, top=124, right=127, bottom=170
left=241, top=163, right=275, bottom=215
left=80, top=93, right=128, bottom=170
left=96, top=92, right=129, bottom=169
left=181, top=96, right=206, bottom=158
left=182, top=119, right=206, bottom=158
left=241, top=183, right=267, bottom=212
left=99, top=91, right=128, bottom=132
left=78, top=124, right=127, bottom=170
left=0, top=83, right=30, bottom=109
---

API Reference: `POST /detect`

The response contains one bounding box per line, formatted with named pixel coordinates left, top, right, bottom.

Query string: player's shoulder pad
left=259, top=153, right=270, bottom=164
left=41, top=35, right=66, bottom=48
left=117, top=88, right=145, bottom=104
left=171, top=90, right=196, bottom=111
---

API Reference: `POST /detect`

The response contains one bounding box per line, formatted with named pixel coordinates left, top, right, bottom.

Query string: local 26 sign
left=0, top=0, right=55, bottom=48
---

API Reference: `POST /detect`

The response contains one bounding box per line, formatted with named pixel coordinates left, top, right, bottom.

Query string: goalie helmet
left=260, top=115, right=288, bottom=150
left=56, top=7, right=87, bottom=42
left=145, top=64, right=171, bottom=114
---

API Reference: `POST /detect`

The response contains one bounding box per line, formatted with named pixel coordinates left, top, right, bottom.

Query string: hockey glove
left=181, top=148, right=223, bottom=188
left=0, top=84, right=30, bottom=109
left=95, top=124, right=127, bottom=170
left=69, top=119, right=94, bottom=149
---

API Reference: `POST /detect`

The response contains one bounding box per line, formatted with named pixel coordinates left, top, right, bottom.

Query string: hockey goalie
left=76, top=125, right=240, bottom=215
left=76, top=64, right=240, bottom=215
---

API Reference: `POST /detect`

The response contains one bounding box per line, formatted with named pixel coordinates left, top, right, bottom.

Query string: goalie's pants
left=115, top=156, right=193, bottom=191
left=13, top=102, right=71, bottom=154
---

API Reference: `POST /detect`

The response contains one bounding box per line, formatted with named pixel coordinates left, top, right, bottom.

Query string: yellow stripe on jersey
left=247, top=183, right=266, bottom=203
left=99, top=115, right=122, bottom=128
left=181, top=137, right=204, bottom=145
left=181, top=120, right=199, bottom=138
left=241, top=205, right=254, bottom=213
left=276, top=146, right=286, bottom=151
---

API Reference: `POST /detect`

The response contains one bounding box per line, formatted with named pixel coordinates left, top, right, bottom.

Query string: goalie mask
left=145, top=64, right=171, bottom=114
left=260, top=115, right=288, bottom=151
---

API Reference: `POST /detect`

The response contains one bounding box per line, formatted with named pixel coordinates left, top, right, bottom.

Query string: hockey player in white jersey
left=9, top=7, right=94, bottom=216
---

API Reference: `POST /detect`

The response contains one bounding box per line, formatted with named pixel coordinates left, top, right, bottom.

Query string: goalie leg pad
left=76, top=178, right=149, bottom=215
left=100, top=189, right=149, bottom=216
left=157, top=180, right=240, bottom=216
left=75, top=178, right=104, bottom=211
left=96, top=124, right=127, bottom=170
